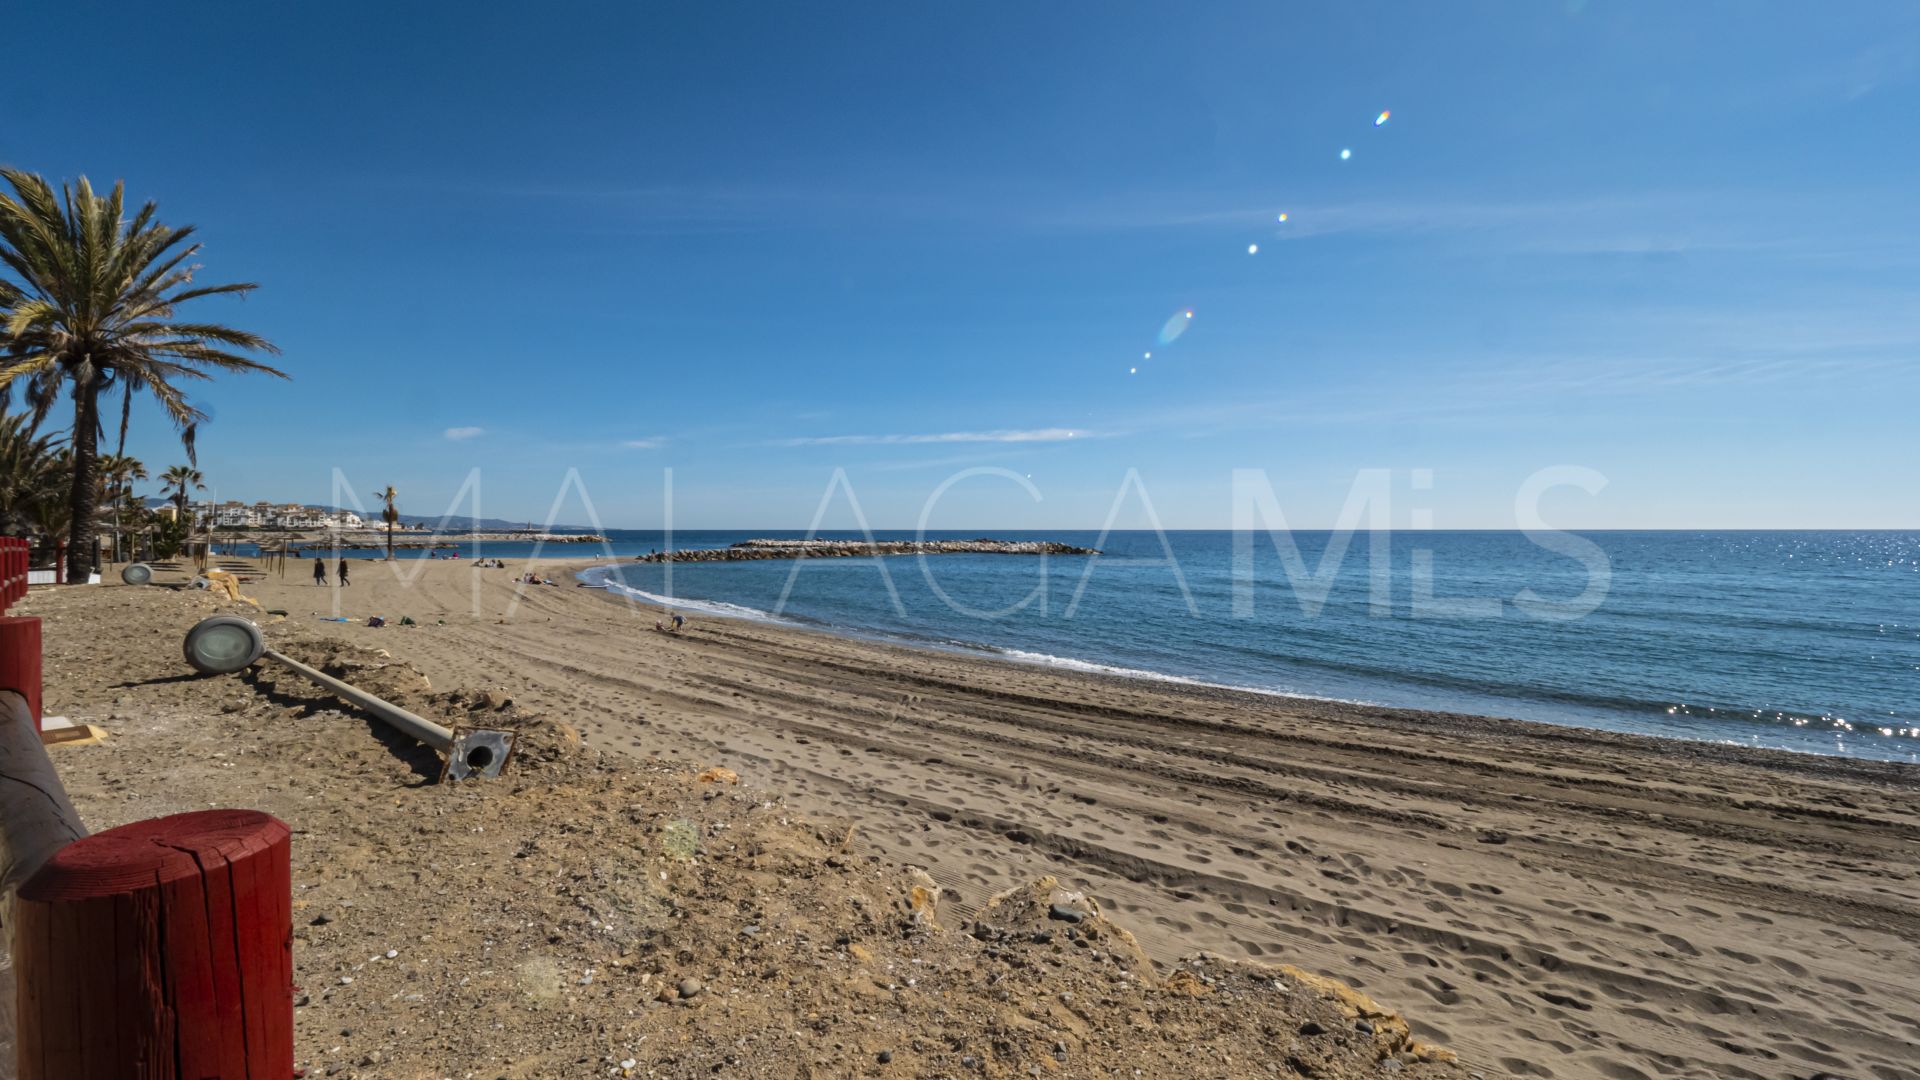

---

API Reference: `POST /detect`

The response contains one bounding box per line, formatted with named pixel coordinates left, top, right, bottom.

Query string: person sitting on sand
left=312, top=557, right=327, bottom=586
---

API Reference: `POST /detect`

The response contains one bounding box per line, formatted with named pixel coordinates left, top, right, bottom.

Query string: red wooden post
left=13, top=809, right=294, bottom=1079
left=0, top=617, right=43, bottom=729
left=1, top=538, right=17, bottom=603
left=0, top=538, right=39, bottom=728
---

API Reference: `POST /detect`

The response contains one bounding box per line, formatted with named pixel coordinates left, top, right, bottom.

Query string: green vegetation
left=0, top=169, right=285, bottom=581
left=160, top=464, right=204, bottom=515
left=98, top=452, right=146, bottom=561
left=660, top=819, right=701, bottom=861
left=0, top=412, right=65, bottom=537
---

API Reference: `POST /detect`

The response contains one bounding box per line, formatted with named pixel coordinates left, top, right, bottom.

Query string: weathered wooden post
left=13, top=810, right=294, bottom=1079
left=0, top=538, right=37, bottom=727
left=0, top=535, right=83, bottom=1073
left=2, top=540, right=297, bottom=1077
left=0, top=543, right=62, bottom=907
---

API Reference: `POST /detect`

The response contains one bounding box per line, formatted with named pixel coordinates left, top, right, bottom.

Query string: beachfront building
left=274, top=504, right=347, bottom=529
left=186, top=500, right=365, bottom=529
left=272, top=505, right=365, bottom=529
left=209, top=500, right=264, bottom=527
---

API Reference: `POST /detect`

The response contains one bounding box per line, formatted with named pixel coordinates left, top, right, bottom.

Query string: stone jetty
left=633, top=538, right=1099, bottom=564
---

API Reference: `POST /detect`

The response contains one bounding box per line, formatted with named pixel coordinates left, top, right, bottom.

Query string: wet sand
left=226, top=557, right=1920, bottom=1079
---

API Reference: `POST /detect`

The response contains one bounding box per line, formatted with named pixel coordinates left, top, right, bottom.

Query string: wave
left=577, top=563, right=1918, bottom=757
left=583, top=563, right=1371, bottom=706
left=981, top=649, right=1378, bottom=707
left=584, top=571, right=800, bottom=627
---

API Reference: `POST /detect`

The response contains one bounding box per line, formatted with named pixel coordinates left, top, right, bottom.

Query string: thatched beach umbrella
left=261, top=538, right=296, bottom=577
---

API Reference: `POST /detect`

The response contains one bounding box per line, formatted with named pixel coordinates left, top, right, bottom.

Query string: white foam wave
left=579, top=565, right=1374, bottom=707
left=993, top=648, right=1373, bottom=706
left=583, top=569, right=795, bottom=626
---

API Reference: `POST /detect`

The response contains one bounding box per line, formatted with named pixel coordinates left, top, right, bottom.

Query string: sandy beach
left=28, top=557, right=1920, bottom=1079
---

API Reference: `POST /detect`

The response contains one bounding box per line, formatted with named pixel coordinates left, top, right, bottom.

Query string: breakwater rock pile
left=634, top=537, right=1099, bottom=564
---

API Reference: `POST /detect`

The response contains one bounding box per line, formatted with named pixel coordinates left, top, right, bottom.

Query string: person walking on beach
left=337, top=559, right=351, bottom=587
left=312, top=557, right=327, bottom=586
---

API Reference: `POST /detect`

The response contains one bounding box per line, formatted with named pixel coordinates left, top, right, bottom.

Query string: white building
left=274, top=505, right=327, bottom=529
left=208, top=500, right=263, bottom=527
left=189, top=499, right=364, bottom=529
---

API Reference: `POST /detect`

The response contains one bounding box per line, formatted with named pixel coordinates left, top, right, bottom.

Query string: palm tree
left=27, top=447, right=74, bottom=552
left=159, top=464, right=203, bottom=515
left=0, top=170, right=286, bottom=583
left=0, top=412, right=66, bottom=538
left=97, top=452, right=147, bottom=562
left=376, top=485, right=399, bottom=561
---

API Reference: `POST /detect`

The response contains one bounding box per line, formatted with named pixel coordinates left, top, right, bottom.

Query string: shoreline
left=73, top=557, right=1920, bottom=1076
left=572, top=558, right=1920, bottom=774
left=16, top=582, right=1468, bottom=1079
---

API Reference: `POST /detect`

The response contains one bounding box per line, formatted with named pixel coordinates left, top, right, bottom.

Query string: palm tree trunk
left=386, top=522, right=394, bottom=561
left=65, top=376, right=101, bottom=585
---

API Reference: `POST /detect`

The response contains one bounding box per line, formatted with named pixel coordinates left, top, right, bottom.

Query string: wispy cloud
left=869, top=449, right=1031, bottom=472
left=781, top=428, right=1086, bottom=447
left=443, top=426, right=485, bottom=441
left=1037, top=188, right=1920, bottom=266
left=1107, top=342, right=1920, bottom=439
left=620, top=436, right=668, bottom=449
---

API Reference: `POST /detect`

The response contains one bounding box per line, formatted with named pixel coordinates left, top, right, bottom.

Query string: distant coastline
left=211, top=529, right=611, bottom=552
left=318, top=531, right=608, bottom=550
left=631, top=537, right=1099, bottom=564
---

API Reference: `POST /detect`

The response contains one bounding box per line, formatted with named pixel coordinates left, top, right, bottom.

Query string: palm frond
left=145, top=344, right=290, bottom=377
left=0, top=169, right=285, bottom=573
left=119, top=321, right=280, bottom=352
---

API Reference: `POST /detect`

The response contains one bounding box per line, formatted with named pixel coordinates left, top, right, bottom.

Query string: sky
left=6, top=0, right=1919, bottom=530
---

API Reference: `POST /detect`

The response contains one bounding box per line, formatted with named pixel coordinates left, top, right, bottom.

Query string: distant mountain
left=390, top=515, right=598, bottom=532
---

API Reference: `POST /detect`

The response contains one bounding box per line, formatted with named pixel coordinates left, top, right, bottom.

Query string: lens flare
left=1156, top=309, right=1194, bottom=345
left=1340, top=148, right=1352, bottom=160
left=1277, top=212, right=1288, bottom=223
left=1247, top=243, right=1259, bottom=254
left=1374, top=110, right=1391, bottom=127
left=1129, top=367, right=1137, bottom=374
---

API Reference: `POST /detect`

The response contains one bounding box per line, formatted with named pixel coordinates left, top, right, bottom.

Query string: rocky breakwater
left=634, top=537, right=1099, bottom=564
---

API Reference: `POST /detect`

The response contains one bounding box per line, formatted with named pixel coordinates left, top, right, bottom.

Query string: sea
left=238, top=530, right=1920, bottom=763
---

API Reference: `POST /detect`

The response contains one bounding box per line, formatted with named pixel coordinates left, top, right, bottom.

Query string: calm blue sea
left=233, top=530, right=1920, bottom=762
left=569, top=530, right=1917, bottom=764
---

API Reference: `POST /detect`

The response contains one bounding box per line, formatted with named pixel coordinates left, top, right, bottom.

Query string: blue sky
left=7, top=1, right=1918, bottom=529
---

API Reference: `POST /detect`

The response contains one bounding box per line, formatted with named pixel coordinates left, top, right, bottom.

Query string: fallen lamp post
left=182, top=615, right=514, bottom=781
